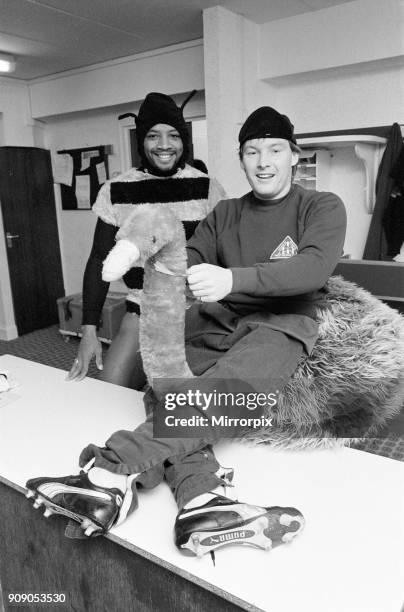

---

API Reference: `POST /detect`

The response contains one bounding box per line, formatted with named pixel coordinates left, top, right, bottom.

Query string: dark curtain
left=363, top=123, right=403, bottom=260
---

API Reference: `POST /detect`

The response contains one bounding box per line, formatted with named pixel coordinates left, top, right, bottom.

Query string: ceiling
left=0, top=0, right=354, bottom=80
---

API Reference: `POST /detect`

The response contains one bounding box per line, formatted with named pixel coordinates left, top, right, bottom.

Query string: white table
left=0, top=355, right=403, bottom=612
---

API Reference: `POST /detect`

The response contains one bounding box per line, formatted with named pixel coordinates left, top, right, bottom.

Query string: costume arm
left=82, top=179, right=121, bottom=325
left=186, top=204, right=222, bottom=267
left=82, top=218, right=118, bottom=325
left=92, top=181, right=117, bottom=225
left=206, top=177, right=227, bottom=214
left=231, top=193, right=347, bottom=297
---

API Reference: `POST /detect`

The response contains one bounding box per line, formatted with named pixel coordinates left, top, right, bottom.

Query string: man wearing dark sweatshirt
left=26, top=106, right=346, bottom=560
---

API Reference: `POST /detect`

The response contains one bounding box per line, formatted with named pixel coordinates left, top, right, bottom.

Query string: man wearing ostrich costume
left=67, top=91, right=225, bottom=388
left=26, top=106, right=346, bottom=560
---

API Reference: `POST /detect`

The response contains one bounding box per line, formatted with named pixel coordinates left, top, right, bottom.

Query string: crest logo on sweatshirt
left=270, top=236, right=298, bottom=259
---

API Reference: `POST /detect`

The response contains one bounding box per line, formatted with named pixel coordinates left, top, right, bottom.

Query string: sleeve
left=205, top=177, right=227, bottom=215
left=186, top=204, right=222, bottom=267
left=231, top=193, right=347, bottom=297
left=91, top=181, right=118, bottom=226
left=82, top=218, right=119, bottom=325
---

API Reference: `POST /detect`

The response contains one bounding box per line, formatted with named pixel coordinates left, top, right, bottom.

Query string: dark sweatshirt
left=186, top=184, right=347, bottom=317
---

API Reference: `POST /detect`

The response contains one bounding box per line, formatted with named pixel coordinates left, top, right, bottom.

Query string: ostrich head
left=102, top=205, right=187, bottom=282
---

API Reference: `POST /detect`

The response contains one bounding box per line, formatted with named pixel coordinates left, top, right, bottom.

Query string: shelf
left=297, top=135, right=387, bottom=149
left=296, top=134, right=387, bottom=213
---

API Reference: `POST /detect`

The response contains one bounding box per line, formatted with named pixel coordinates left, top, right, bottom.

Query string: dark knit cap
left=239, top=106, right=296, bottom=147
left=135, top=92, right=189, bottom=164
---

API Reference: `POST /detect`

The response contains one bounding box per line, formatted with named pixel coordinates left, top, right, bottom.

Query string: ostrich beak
left=102, top=239, right=141, bottom=281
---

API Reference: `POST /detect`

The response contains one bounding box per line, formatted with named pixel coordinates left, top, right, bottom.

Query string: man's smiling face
left=240, top=138, right=299, bottom=201
left=143, top=123, right=184, bottom=172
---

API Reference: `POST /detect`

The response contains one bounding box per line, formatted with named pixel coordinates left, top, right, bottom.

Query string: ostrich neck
left=139, top=240, right=194, bottom=385
left=153, top=241, right=186, bottom=275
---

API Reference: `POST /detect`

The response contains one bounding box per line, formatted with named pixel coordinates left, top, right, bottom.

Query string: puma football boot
left=25, top=471, right=138, bottom=536
left=175, top=494, right=304, bottom=558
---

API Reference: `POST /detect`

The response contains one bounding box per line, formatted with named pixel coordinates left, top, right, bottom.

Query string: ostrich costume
left=103, top=205, right=193, bottom=384
left=103, top=205, right=404, bottom=445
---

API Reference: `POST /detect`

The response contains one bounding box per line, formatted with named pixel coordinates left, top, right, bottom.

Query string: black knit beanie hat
left=136, top=91, right=194, bottom=175
left=239, top=106, right=296, bottom=148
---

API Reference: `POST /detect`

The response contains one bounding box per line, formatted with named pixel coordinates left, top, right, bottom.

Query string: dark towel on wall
left=383, top=192, right=404, bottom=257
left=383, top=144, right=404, bottom=257
left=390, top=146, right=404, bottom=184
left=363, top=123, right=403, bottom=260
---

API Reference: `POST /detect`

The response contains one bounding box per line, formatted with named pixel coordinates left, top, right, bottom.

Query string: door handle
left=6, top=232, right=20, bottom=248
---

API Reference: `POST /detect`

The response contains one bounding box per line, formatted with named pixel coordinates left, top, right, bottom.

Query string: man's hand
left=66, top=325, right=103, bottom=381
left=187, top=264, right=233, bottom=302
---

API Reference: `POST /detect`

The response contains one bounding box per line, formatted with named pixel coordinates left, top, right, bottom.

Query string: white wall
left=30, top=41, right=204, bottom=118
left=191, top=119, right=209, bottom=168
left=0, top=78, right=35, bottom=146
left=203, top=6, right=275, bottom=197
left=258, top=0, right=404, bottom=81
left=273, top=62, right=404, bottom=134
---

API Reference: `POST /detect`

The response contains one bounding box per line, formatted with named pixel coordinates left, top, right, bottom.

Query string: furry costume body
left=83, top=164, right=226, bottom=325
left=247, top=276, right=404, bottom=445
left=93, top=164, right=225, bottom=234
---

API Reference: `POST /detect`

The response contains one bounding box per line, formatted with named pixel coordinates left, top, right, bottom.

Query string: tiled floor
left=1, top=325, right=403, bottom=461
left=0, top=325, right=106, bottom=379
left=353, top=434, right=404, bottom=462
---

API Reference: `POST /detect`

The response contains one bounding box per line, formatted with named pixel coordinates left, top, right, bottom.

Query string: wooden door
left=0, top=147, right=65, bottom=335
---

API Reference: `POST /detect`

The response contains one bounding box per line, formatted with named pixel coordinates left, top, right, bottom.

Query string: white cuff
left=102, top=239, right=140, bottom=282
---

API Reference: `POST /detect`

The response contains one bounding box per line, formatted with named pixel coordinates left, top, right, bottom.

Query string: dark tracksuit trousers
left=80, top=302, right=318, bottom=509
